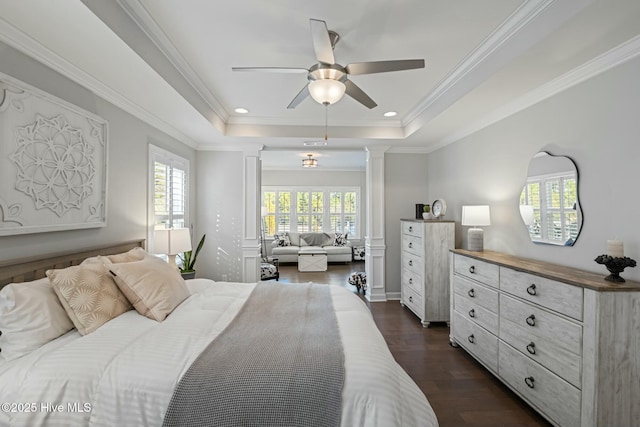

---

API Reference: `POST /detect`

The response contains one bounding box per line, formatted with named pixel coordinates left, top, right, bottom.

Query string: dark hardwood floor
left=275, top=262, right=552, bottom=427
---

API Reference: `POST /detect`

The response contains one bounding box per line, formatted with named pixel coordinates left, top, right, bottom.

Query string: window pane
left=297, top=192, right=309, bottom=213
left=563, top=178, right=577, bottom=209
left=311, top=192, right=323, bottom=213
left=311, top=215, right=323, bottom=232
left=344, top=192, right=356, bottom=213
left=330, top=192, right=342, bottom=213
left=278, top=192, right=290, bottom=213
left=264, top=215, right=276, bottom=236
left=545, top=212, right=562, bottom=241
left=297, top=215, right=309, bottom=232
left=344, top=215, right=356, bottom=236
left=564, top=211, right=578, bottom=241
left=264, top=192, right=276, bottom=213
left=546, top=180, right=561, bottom=209
left=278, top=215, right=290, bottom=233
left=330, top=215, right=342, bottom=232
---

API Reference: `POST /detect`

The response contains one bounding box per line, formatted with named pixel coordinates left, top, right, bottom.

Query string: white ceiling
left=1, top=0, right=639, bottom=169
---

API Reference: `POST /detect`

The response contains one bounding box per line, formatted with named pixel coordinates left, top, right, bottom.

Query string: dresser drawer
left=500, top=294, right=582, bottom=388
left=499, top=341, right=581, bottom=427
left=401, top=234, right=423, bottom=256
left=452, top=311, right=498, bottom=372
left=401, top=251, right=423, bottom=275
left=401, top=268, right=423, bottom=296
left=454, top=293, right=498, bottom=335
left=454, top=254, right=499, bottom=288
left=500, top=267, right=583, bottom=321
left=401, top=221, right=422, bottom=237
left=402, top=285, right=423, bottom=317
left=453, top=275, right=498, bottom=313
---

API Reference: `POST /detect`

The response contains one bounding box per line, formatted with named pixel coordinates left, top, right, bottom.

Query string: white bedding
left=0, top=280, right=438, bottom=427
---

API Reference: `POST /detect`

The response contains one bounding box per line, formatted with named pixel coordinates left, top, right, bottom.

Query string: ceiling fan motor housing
left=308, top=64, right=347, bottom=82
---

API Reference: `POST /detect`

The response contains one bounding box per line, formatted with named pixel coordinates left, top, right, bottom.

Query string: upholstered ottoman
left=348, top=272, right=367, bottom=294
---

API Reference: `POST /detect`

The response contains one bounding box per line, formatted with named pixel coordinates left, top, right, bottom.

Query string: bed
left=0, top=241, right=438, bottom=427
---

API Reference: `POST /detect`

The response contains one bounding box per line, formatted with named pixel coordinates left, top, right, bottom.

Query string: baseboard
left=386, top=292, right=401, bottom=300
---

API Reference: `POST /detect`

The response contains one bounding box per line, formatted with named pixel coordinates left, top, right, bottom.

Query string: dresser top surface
left=451, top=249, right=640, bottom=292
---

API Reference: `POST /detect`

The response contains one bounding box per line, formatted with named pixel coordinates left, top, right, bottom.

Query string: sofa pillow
left=334, top=232, right=349, bottom=247
left=301, top=232, right=331, bottom=247
left=108, top=257, right=190, bottom=322
left=47, top=263, right=133, bottom=335
left=0, top=278, right=74, bottom=362
left=273, top=233, right=291, bottom=247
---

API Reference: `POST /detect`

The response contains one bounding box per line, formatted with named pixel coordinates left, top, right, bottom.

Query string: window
left=149, top=145, right=189, bottom=231
left=262, top=187, right=360, bottom=238
left=520, top=172, right=577, bottom=245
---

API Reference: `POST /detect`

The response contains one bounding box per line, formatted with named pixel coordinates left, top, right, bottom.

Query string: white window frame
left=148, top=144, right=190, bottom=252
left=521, top=170, right=577, bottom=245
left=262, top=186, right=361, bottom=239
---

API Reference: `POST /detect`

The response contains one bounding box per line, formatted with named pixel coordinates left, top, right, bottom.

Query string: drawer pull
left=526, top=284, right=537, bottom=295
left=468, top=334, right=475, bottom=344
left=409, top=226, right=413, bottom=232
left=468, top=309, right=476, bottom=318
left=408, top=260, right=413, bottom=266
left=469, top=265, right=475, bottom=274
left=408, top=295, right=413, bottom=303
left=526, top=314, right=536, bottom=327
left=468, top=288, right=475, bottom=297
left=408, top=242, right=413, bottom=249
left=409, top=278, right=413, bottom=285
left=526, top=342, right=536, bottom=355
left=525, top=376, right=535, bottom=389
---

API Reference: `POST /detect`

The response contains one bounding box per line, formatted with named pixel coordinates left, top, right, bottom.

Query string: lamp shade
left=154, top=228, right=192, bottom=255
left=519, top=205, right=535, bottom=226
left=461, top=205, right=491, bottom=227
left=308, top=79, right=346, bottom=105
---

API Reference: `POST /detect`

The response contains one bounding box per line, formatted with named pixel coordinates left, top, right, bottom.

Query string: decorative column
left=241, top=147, right=262, bottom=282
left=365, top=146, right=389, bottom=302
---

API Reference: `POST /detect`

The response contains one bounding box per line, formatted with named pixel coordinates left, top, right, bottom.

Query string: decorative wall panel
left=0, top=73, right=107, bottom=235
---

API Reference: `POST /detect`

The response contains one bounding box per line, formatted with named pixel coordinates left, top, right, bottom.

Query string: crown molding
left=435, top=34, right=640, bottom=150
left=116, top=0, right=229, bottom=122
left=0, top=16, right=199, bottom=150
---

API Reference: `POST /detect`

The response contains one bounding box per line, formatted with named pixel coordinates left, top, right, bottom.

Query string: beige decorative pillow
left=108, top=257, right=190, bottom=322
left=107, top=247, right=148, bottom=263
left=47, top=263, right=133, bottom=335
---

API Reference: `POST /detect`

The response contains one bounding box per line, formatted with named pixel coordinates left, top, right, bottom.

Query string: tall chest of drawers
left=400, top=220, right=454, bottom=327
left=450, top=249, right=640, bottom=427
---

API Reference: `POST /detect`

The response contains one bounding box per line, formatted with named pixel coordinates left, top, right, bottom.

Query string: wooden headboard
left=0, top=239, right=145, bottom=288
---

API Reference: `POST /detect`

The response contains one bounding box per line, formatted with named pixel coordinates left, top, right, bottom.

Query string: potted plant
left=179, top=234, right=206, bottom=279
left=422, top=204, right=431, bottom=220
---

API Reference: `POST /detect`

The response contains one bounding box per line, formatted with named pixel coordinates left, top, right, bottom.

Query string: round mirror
left=519, top=151, right=582, bottom=246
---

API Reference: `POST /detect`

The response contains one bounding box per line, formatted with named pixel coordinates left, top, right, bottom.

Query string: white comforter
left=0, top=280, right=438, bottom=427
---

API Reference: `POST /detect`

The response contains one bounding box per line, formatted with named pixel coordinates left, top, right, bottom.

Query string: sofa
left=271, top=232, right=352, bottom=263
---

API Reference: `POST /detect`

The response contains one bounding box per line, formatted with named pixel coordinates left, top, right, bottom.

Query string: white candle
left=607, top=240, right=624, bottom=257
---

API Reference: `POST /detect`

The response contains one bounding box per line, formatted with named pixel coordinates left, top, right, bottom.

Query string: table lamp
left=462, top=205, right=491, bottom=251
left=154, top=228, right=192, bottom=269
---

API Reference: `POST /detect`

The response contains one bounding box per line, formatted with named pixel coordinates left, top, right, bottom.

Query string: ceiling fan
left=232, top=18, right=425, bottom=109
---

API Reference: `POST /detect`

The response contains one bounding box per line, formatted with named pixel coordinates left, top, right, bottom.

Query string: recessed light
left=304, top=141, right=328, bottom=146
left=235, top=107, right=249, bottom=114
left=384, top=111, right=397, bottom=117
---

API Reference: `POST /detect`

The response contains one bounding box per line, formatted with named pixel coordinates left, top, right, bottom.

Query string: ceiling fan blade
left=344, top=80, right=377, bottom=109
left=232, top=67, right=308, bottom=74
left=310, top=19, right=335, bottom=65
left=287, top=83, right=310, bottom=109
left=345, top=59, right=425, bottom=75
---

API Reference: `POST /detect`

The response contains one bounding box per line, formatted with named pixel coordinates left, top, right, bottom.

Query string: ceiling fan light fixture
left=302, top=154, right=318, bottom=168
left=308, top=79, right=346, bottom=105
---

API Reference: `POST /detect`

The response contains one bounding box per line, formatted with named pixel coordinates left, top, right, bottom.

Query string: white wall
left=426, top=55, right=640, bottom=282
left=0, top=41, right=196, bottom=262
left=196, top=151, right=245, bottom=281
left=384, top=153, right=430, bottom=296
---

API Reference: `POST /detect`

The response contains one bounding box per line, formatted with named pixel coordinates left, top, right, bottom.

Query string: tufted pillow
left=109, top=257, right=190, bottom=322
left=334, top=232, right=348, bottom=247
left=0, top=278, right=74, bottom=361
left=47, top=263, right=133, bottom=335
left=273, top=232, right=291, bottom=247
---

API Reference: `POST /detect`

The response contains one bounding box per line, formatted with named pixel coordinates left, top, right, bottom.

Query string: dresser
left=450, top=249, right=640, bottom=427
left=400, top=220, right=454, bottom=327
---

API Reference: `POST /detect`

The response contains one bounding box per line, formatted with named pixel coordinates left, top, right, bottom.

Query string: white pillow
left=0, top=278, right=74, bottom=362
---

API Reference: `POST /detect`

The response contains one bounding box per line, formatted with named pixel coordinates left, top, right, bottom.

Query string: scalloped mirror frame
left=519, top=151, right=582, bottom=246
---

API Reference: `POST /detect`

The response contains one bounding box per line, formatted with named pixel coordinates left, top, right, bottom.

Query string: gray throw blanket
left=162, top=282, right=345, bottom=427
